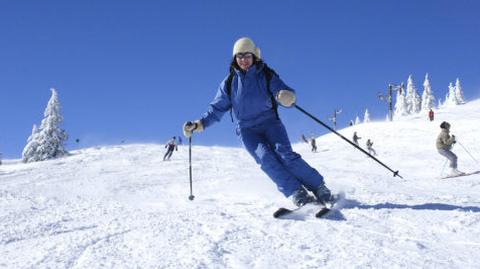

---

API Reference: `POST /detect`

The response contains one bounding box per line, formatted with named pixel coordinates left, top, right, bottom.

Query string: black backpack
left=224, top=62, right=280, bottom=121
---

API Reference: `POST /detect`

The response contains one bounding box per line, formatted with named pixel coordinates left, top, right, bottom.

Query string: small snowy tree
left=22, top=88, right=68, bottom=163
left=421, top=73, right=436, bottom=111
left=445, top=82, right=459, bottom=107
left=405, top=75, right=421, bottom=114
left=394, top=84, right=408, bottom=118
left=455, top=78, right=466, bottom=104
left=22, top=124, right=40, bottom=162
left=355, top=116, right=361, bottom=125
left=363, top=109, right=370, bottom=123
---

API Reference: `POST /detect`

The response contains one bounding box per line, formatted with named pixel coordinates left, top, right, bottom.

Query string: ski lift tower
left=378, top=83, right=403, bottom=121
left=328, top=108, right=342, bottom=130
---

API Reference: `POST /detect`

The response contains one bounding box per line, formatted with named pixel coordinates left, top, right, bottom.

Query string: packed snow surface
left=1, top=100, right=480, bottom=268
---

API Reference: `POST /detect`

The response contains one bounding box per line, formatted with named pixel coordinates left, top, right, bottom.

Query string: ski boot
left=314, top=184, right=335, bottom=206
left=290, top=186, right=316, bottom=207
left=449, top=168, right=465, bottom=177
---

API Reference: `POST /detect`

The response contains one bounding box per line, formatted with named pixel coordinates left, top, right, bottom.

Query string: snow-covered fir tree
left=22, top=88, right=68, bottom=163
left=22, top=124, right=40, bottom=162
left=421, top=73, right=436, bottom=111
left=355, top=116, right=361, bottom=125
left=455, top=78, right=466, bottom=104
left=394, top=84, right=408, bottom=118
left=405, top=75, right=421, bottom=114
left=445, top=82, right=458, bottom=107
left=363, top=109, right=370, bottom=123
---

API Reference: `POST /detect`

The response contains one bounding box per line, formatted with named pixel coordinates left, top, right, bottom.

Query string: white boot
left=449, top=168, right=465, bottom=177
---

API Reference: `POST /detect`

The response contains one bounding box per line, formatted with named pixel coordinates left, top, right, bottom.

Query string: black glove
left=452, top=135, right=456, bottom=143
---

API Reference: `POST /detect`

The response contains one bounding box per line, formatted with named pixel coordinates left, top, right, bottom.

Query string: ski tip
left=273, top=207, right=292, bottom=218
left=315, top=207, right=331, bottom=218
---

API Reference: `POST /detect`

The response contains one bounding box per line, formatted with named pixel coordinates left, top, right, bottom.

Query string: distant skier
left=311, top=137, right=317, bottom=153
left=177, top=136, right=183, bottom=145
left=353, top=132, right=361, bottom=146
left=366, top=139, right=376, bottom=156
left=163, top=136, right=178, bottom=161
left=436, top=121, right=464, bottom=176
left=428, top=109, right=434, bottom=121
left=183, top=37, right=334, bottom=207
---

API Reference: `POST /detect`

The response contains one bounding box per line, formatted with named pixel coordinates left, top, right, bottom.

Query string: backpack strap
left=262, top=63, right=280, bottom=120
left=225, top=69, right=235, bottom=122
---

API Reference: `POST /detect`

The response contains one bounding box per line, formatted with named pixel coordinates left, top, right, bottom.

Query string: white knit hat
left=232, top=37, right=261, bottom=59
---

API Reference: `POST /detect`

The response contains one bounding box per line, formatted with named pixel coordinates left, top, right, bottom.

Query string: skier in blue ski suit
left=183, top=37, right=332, bottom=206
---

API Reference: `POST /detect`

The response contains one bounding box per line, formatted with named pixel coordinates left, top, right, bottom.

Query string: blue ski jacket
left=201, top=63, right=294, bottom=129
left=198, top=62, right=326, bottom=197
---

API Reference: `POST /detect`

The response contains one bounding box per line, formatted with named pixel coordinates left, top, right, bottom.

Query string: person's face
left=235, top=52, right=254, bottom=71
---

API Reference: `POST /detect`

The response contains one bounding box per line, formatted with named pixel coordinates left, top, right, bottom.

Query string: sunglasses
left=235, top=52, right=253, bottom=60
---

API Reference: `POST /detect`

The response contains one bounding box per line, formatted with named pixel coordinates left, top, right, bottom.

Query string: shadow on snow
left=344, top=199, right=480, bottom=213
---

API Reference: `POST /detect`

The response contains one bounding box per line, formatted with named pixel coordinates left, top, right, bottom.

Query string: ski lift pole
left=188, top=136, right=195, bottom=200
left=294, top=104, right=403, bottom=179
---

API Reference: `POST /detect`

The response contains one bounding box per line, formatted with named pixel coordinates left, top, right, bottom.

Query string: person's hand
left=183, top=120, right=204, bottom=137
left=451, top=135, right=456, bottom=143
left=276, top=90, right=296, bottom=107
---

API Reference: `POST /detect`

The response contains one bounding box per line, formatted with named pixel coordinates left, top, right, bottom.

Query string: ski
left=273, top=203, right=330, bottom=219
left=440, top=170, right=480, bottom=179
left=273, top=192, right=345, bottom=219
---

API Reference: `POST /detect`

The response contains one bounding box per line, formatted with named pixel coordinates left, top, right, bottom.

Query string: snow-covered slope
left=1, top=101, right=480, bottom=268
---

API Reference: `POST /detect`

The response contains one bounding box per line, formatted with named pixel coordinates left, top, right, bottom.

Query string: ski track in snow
left=1, top=101, right=480, bottom=268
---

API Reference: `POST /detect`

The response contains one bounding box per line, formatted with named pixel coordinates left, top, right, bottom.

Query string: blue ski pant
left=238, top=118, right=325, bottom=197
left=438, top=149, right=458, bottom=168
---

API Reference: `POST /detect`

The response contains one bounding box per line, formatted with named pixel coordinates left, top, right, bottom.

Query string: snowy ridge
left=1, top=101, right=480, bottom=268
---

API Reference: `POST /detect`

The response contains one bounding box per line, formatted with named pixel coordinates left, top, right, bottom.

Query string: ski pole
left=457, top=140, right=479, bottom=165
left=440, top=159, right=448, bottom=176
left=188, top=135, right=195, bottom=200
left=295, top=104, right=403, bottom=179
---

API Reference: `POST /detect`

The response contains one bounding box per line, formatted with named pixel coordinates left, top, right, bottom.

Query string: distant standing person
left=428, top=109, right=434, bottom=121
left=311, top=137, right=317, bottom=153
left=436, top=121, right=464, bottom=176
left=177, top=136, right=183, bottom=145
left=163, top=136, right=178, bottom=161
left=353, top=132, right=361, bottom=146
left=366, top=139, right=376, bottom=156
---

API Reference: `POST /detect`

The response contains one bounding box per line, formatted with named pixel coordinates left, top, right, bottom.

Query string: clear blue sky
left=1, top=1, right=479, bottom=158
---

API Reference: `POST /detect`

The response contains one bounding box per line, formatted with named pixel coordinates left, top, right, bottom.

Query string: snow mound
left=1, top=101, right=480, bottom=268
